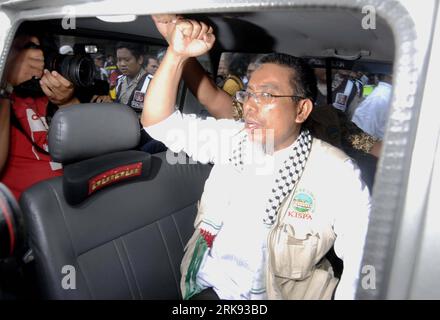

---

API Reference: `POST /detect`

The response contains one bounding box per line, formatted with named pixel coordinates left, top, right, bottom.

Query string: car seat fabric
left=20, top=153, right=211, bottom=299
left=19, top=103, right=212, bottom=299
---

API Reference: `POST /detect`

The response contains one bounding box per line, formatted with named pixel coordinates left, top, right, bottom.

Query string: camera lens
left=57, top=55, right=95, bottom=87
left=76, top=56, right=95, bottom=87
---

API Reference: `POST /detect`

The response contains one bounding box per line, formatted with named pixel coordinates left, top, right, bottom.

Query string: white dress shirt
left=352, top=81, right=392, bottom=140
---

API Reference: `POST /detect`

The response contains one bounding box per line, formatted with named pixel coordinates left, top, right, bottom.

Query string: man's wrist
left=166, top=47, right=189, bottom=64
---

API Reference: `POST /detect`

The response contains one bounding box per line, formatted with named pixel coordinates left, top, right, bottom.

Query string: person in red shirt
left=0, top=31, right=79, bottom=200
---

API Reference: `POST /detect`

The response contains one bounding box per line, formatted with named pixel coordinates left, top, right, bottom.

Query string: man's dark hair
left=258, top=53, right=317, bottom=102
left=116, top=42, right=144, bottom=59
left=145, top=55, right=158, bottom=64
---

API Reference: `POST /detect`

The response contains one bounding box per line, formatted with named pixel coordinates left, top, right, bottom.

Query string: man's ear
left=295, top=99, right=313, bottom=124
left=138, top=56, right=144, bottom=66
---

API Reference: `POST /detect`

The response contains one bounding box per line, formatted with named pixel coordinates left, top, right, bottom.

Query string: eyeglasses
left=235, top=90, right=306, bottom=105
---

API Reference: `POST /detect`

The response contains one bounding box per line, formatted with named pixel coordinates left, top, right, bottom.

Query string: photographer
left=0, top=27, right=85, bottom=200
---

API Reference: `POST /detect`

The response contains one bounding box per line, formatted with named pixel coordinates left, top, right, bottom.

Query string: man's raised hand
left=5, top=36, right=44, bottom=87
left=152, top=14, right=179, bottom=43
left=170, top=19, right=215, bottom=58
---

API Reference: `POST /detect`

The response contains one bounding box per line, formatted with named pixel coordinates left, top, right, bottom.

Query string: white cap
left=59, top=45, right=73, bottom=55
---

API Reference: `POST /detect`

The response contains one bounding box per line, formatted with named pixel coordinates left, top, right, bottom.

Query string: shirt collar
left=126, top=69, right=146, bottom=84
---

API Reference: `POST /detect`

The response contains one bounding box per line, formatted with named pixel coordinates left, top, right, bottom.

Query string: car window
left=1, top=1, right=437, bottom=301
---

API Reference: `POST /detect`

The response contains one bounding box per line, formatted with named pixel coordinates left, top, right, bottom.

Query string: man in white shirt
left=142, top=18, right=371, bottom=300
left=352, top=74, right=393, bottom=140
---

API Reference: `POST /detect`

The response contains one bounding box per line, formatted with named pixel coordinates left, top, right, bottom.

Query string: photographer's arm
left=41, top=71, right=112, bottom=107
left=39, top=70, right=78, bottom=107
left=0, top=36, right=44, bottom=173
left=5, top=36, right=44, bottom=87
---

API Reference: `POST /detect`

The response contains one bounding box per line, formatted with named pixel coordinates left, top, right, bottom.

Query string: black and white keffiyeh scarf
left=229, top=128, right=313, bottom=225
left=264, top=129, right=313, bottom=225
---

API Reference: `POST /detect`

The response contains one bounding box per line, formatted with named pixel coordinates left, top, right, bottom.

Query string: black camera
left=44, top=51, right=96, bottom=88
left=13, top=42, right=96, bottom=98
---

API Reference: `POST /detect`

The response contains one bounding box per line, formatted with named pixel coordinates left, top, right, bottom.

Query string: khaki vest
left=265, top=181, right=338, bottom=299
left=180, top=139, right=349, bottom=299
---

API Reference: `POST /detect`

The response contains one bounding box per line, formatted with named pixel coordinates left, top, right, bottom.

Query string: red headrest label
left=88, top=162, right=142, bottom=195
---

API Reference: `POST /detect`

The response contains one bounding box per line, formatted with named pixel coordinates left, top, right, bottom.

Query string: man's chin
left=246, top=127, right=263, bottom=139
left=246, top=129, right=268, bottom=146
left=247, top=128, right=276, bottom=153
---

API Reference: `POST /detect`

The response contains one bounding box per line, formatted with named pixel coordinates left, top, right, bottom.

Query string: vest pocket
left=270, top=223, right=319, bottom=280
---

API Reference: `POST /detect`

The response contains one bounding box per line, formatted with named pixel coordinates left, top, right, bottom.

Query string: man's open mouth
left=245, top=119, right=263, bottom=131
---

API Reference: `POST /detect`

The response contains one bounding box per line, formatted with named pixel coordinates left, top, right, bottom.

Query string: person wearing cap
left=93, top=53, right=108, bottom=82
left=59, top=44, right=74, bottom=55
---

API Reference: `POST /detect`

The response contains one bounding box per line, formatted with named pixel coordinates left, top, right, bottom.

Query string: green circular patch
left=292, top=192, right=314, bottom=214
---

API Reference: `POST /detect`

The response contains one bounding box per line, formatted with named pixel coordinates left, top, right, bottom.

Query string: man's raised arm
left=141, top=19, right=215, bottom=127
left=151, top=15, right=233, bottom=120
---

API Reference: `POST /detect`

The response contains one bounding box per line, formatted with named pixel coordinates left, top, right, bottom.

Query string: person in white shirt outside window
left=142, top=17, right=371, bottom=300
left=351, top=73, right=393, bottom=141
left=92, top=53, right=108, bottom=82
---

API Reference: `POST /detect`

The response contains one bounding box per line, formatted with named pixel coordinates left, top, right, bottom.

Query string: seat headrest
left=63, top=150, right=152, bottom=205
left=48, top=103, right=140, bottom=164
